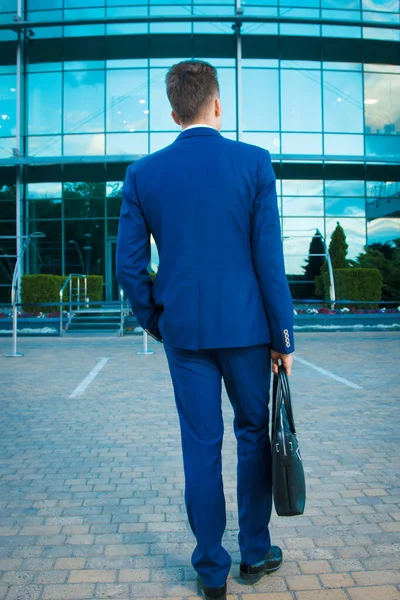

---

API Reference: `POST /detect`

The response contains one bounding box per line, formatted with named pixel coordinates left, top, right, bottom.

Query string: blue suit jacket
left=116, top=127, right=294, bottom=354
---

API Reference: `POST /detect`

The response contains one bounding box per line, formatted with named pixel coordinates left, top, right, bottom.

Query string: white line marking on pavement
left=69, top=357, right=111, bottom=399
left=294, top=356, right=363, bottom=390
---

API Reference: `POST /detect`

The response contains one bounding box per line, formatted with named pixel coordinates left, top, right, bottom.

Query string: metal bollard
left=137, top=330, right=155, bottom=355
left=5, top=304, right=24, bottom=358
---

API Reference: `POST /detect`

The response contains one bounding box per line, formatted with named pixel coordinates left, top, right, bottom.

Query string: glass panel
left=366, top=181, right=400, bottom=223
left=219, top=69, right=236, bottom=131
left=63, top=134, right=105, bottom=155
left=326, top=217, right=366, bottom=260
left=282, top=196, right=324, bottom=217
left=63, top=8, right=106, bottom=37
left=149, top=69, right=179, bottom=132
left=325, top=180, right=365, bottom=195
left=365, top=135, right=400, bottom=157
left=322, top=25, right=361, bottom=37
left=65, top=220, right=105, bottom=279
left=28, top=135, right=62, bottom=157
left=281, top=69, right=322, bottom=132
left=323, top=62, right=362, bottom=71
left=322, top=0, right=361, bottom=8
left=64, top=70, right=105, bottom=134
left=27, top=11, right=63, bottom=39
left=28, top=220, right=62, bottom=275
left=242, top=69, right=279, bottom=131
left=106, top=69, right=148, bottom=132
left=367, top=218, right=400, bottom=244
left=27, top=182, right=62, bottom=199
left=0, top=137, right=16, bottom=159
left=282, top=180, right=324, bottom=195
left=106, top=182, right=123, bottom=217
left=27, top=0, right=62, bottom=7
left=281, top=133, right=322, bottom=154
left=323, top=71, right=363, bottom=133
left=242, top=132, right=281, bottom=152
left=324, top=134, right=364, bottom=155
left=106, top=132, right=148, bottom=155
left=28, top=72, right=62, bottom=135
left=150, top=132, right=178, bottom=153
left=28, top=198, right=62, bottom=219
left=364, top=72, right=400, bottom=135
left=362, top=0, right=399, bottom=11
left=325, top=196, right=366, bottom=217
left=282, top=217, right=325, bottom=275
left=0, top=75, right=16, bottom=138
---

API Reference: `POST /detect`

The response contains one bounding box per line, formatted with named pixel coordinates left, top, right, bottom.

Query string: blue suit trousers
left=164, top=344, right=273, bottom=588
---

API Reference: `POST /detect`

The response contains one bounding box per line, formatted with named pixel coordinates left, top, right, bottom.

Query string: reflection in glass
left=0, top=75, right=16, bottom=137
left=26, top=182, right=62, bottom=200
left=150, top=69, right=179, bottom=132
left=28, top=220, right=62, bottom=275
left=364, top=73, right=400, bottom=135
left=150, top=132, right=178, bottom=153
left=282, top=217, right=325, bottom=275
left=218, top=69, right=236, bottom=131
left=325, top=180, right=365, bottom=196
left=28, top=135, right=62, bottom=158
left=365, top=135, right=400, bottom=157
left=325, top=197, right=366, bottom=217
left=65, top=220, right=105, bottom=278
left=64, top=70, right=105, bottom=133
left=323, top=71, right=363, bottom=133
left=28, top=198, right=62, bottom=220
left=282, top=196, right=324, bottom=217
left=242, top=132, right=280, bottom=152
left=326, top=217, right=366, bottom=259
left=243, top=69, right=279, bottom=131
left=64, top=134, right=105, bottom=156
left=107, top=133, right=148, bottom=155
left=282, top=180, right=324, bottom=196
left=324, top=134, right=364, bottom=155
left=281, top=70, right=322, bottom=132
left=367, top=218, right=400, bottom=244
left=28, top=72, right=62, bottom=135
left=106, top=70, right=148, bottom=132
left=281, top=133, right=322, bottom=154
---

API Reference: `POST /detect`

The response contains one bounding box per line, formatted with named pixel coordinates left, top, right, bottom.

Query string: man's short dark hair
left=165, top=60, right=220, bottom=124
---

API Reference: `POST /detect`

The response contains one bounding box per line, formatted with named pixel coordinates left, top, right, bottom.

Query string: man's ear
left=215, top=97, right=222, bottom=118
left=171, top=111, right=181, bottom=126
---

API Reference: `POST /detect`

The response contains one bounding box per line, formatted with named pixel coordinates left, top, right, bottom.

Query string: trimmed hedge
left=22, top=274, right=104, bottom=310
left=317, top=268, right=382, bottom=306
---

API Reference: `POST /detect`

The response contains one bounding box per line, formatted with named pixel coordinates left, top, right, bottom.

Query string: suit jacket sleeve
left=251, top=150, right=294, bottom=354
left=116, top=164, right=161, bottom=337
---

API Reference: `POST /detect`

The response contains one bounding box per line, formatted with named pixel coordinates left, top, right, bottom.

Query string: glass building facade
left=0, top=1, right=399, bottom=302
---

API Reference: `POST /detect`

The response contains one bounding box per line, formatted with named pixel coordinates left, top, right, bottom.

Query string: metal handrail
left=59, top=274, right=88, bottom=337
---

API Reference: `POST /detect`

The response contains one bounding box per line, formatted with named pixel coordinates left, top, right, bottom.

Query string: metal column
left=15, top=0, right=25, bottom=304
left=235, top=0, right=243, bottom=141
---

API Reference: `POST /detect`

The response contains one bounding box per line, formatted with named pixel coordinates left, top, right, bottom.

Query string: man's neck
left=182, top=123, right=217, bottom=131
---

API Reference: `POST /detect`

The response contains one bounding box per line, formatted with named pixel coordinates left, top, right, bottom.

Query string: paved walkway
left=0, top=332, right=399, bottom=600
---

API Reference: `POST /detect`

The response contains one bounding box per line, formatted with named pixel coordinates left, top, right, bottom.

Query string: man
left=116, top=60, right=294, bottom=600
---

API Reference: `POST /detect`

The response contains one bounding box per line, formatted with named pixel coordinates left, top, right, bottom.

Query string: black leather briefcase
left=271, top=366, right=306, bottom=517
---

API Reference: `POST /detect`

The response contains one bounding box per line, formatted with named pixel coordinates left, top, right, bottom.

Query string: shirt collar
left=183, top=124, right=217, bottom=132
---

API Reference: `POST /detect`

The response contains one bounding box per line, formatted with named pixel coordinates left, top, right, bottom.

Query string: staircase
left=66, top=308, right=122, bottom=336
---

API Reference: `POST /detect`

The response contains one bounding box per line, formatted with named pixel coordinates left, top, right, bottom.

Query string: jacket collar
left=175, top=127, right=222, bottom=142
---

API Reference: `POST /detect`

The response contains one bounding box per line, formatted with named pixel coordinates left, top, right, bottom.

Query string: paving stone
left=4, top=584, right=42, bottom=600
left=295, top=591, right=349, bottom=600
left=347, top=586, right=400, bottom=600
left=68, top=569, right=117, bottom=583
left=41, top=583, right=95, bottom=599
left=351, top=570, right=400, bottom=585
left=320, top=573, right=355, bottom=588
left=286, top=575, right=321, bottom=590
left=298, top=560, right=332, bottom=574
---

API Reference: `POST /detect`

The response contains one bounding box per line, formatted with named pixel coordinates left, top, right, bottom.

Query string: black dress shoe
left=240, top=545, right=283, bottom=584
left=197, top=576, right=227, bottom=600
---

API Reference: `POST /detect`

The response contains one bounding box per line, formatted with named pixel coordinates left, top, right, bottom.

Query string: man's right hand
left=271, top=350, right=293, bottom=376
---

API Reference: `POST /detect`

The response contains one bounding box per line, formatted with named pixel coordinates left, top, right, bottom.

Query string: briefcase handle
left=272, top=366, right=296, bottom=437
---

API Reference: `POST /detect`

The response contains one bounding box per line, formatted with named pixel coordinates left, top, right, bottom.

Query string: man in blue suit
left=117, top=60, right=294, bottom=600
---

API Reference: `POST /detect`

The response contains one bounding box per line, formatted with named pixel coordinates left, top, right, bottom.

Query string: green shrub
left=321, top=268, right=382, bottom=307
left=314, top=275, right=325, bottom=299
left=22, top=274, right=104, bottom=310
left=22, top=274, right=65, bottom=311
